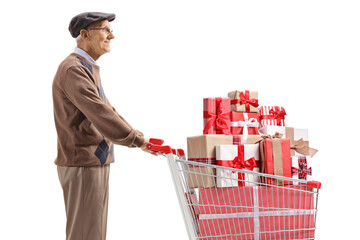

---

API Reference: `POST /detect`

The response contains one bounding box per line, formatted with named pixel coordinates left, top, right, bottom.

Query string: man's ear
left=80, top=29, right=89, bottom=40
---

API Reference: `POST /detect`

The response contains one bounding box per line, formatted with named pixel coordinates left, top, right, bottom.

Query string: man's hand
left=140, top=139, right=159, bottom=156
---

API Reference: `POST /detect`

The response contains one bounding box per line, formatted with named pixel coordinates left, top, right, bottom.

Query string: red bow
left=231, top=90, right=259, bottom=112
left=203, top=98, right=231, bottom=134
left=269, top=107, right=286, bottom=126
left=216, top=145, right=259, bottom=187
left=231, top=145, right=257, bottom=172
left=232, top=156, right=256, bottom=171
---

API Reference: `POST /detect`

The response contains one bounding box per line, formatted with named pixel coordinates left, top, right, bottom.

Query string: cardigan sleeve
left=62, top=66, right=145, bottom=148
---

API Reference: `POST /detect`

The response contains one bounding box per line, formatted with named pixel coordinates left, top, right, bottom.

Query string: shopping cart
left=146, top=139, right=321, bottom=240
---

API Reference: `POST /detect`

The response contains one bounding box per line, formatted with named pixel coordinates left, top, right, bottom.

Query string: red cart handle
left=147, top=138, right=185, bottom=157
left=307, top=181, right=322, bottom=189
left=149, top=138, right=164, bottom=145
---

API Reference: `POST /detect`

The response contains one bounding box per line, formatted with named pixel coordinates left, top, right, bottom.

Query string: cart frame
left=146, top=139, right=321, bottom=240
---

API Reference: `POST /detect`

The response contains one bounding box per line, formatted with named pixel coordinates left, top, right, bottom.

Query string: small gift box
left=259, top=126, right=318, bottom=157
left=198, top=186, right=316, bottom=240
left=228, top=90, right=259, bottom=112
left=203, top=97, right=231, bottom=135
left=259, top=106, right=286, bottom=128
left=230, top=112, right=260, bottom=141
left=259, top=136, right=292, bottom=185
left=216, top=144, right=260, bottom=187
left=187, top=135, right=262, bottom=188
left=292, top=156, right=312, bottom=184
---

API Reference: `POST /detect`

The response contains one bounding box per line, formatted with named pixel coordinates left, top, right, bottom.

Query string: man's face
left=86, top=20, right=115, bottom=59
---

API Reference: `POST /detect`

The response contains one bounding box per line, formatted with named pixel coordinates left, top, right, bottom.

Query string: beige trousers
left=57, top=165, right=110, bottom=240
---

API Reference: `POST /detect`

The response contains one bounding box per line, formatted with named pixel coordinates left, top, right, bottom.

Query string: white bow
left=231, top=113, right=259, bottom=143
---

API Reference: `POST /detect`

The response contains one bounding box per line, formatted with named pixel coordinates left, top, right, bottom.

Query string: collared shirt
left=74, top=47, right=98, bottom=66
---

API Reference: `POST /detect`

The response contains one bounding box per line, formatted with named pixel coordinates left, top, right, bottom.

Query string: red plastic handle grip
left=146, top=142, right=172, bottom=154
left=146, top=138, right=185, bottom=157
left=149, top=138, right=164, bottom=145
left=307, top=181, right=322, bottom=189
left=177, top=149, right=185, bottom=157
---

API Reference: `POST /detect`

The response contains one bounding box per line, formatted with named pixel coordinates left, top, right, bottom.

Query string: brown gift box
left=187, top=134, right=262, bottom=188
left=228, top=90, right=259, bottom=112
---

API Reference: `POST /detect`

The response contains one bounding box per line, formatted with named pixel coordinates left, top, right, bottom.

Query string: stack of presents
left=186, top=90, right=318, bottom=239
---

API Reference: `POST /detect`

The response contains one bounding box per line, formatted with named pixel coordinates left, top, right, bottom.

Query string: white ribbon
left=231, top=113, right=259, bottom=143
left=198, top=209, right=315, bottom=220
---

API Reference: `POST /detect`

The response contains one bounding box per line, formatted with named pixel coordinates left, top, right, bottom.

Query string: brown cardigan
left=52, top=53, right=145, bottom=166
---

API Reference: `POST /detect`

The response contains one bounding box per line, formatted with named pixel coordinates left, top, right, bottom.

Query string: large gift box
left=259, top=137, right=292, bottom=185
left=292, top=156, right=312, bottom=184
left=187, top=135, right=262, bottom=188
left=216, top=144, right=260, bottom=187
left=198, top=186, right=316, bottom=240
left=203, top=97, right=231, bottom=135
left=228, top=90, right=259, bottom=112
left=259, top=125, right=317, bottom=157
left=259, top=106, right=286, bottom=128
left=230, top=111, right=260, bottom=138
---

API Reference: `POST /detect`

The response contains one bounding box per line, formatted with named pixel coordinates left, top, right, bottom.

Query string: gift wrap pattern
left=203, top=97, right=231, bottom=135
left=292, top=156, right=312, bottom=184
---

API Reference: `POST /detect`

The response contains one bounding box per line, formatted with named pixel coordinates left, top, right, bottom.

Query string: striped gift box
left=259, top=106, right=286, bottom=128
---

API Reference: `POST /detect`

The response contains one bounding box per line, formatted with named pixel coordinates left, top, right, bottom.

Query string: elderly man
left=52, top=12, right=155, bottom=240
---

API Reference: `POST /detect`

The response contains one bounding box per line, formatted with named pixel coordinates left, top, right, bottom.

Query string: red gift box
left=203, top=97, right=231, bottom=135
left=230, top=111, right=260, bottom=137
left=260, top=138, right=292, bottom=185
left=198, top=186, right=315, bottom=240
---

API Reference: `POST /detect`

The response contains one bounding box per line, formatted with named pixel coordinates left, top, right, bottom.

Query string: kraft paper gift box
left=259, top=137, right=292, bottom=185
left=203, top=97, right=231, bottom=135
left=259, top=125, right=318, bottom=157
left=187, top=135, right=262, bottom=188
left=230, top=111, right=260, bottom=137
left=292, top=156, right=312, bottom=184
left=215, top=144, right=260, bottom=187
left=228, top=90, right=259, bottom=112
left=259, top=106, right=286, bottom=128
left=198, top=186, right=315, bottom=240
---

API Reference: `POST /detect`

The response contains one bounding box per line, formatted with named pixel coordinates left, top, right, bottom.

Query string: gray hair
left=75, top=34, right=82, bottom=43
left=75, top=24, right=95, bottom=43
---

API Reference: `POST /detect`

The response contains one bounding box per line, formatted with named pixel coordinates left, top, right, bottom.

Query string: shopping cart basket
left=146, top=139, right=321, bottom=240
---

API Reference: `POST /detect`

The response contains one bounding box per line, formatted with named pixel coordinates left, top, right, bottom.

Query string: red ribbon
left=230, top=90, right=259, bottom=112
left=261, top=107, right=286, bottom=126
left=203, top=98, right=231, bottom=134
left=217, top=145, right=259, bottom=186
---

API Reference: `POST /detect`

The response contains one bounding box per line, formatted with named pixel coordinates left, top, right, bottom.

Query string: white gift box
left=215, top=144, right=260, bottom=187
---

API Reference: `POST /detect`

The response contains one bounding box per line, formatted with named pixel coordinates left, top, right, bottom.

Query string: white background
left=1, top=0, right=359, bottom=239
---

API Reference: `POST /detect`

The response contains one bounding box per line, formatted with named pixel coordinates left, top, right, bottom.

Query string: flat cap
left=69, top=12, right=116, bottom=38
